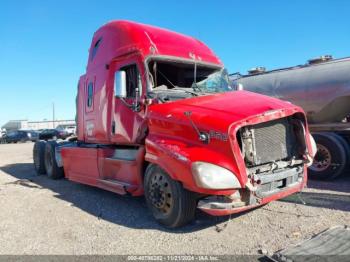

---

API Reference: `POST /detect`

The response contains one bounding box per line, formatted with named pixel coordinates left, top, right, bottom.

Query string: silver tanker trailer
left=231, top=55, right=350, bottom=180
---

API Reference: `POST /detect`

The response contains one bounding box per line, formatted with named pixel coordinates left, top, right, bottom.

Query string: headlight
left=191, top=162, right=241, bottom=189
left=309, top=133, right=317, bottom=158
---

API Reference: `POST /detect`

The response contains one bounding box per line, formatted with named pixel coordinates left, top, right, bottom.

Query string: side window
left=91, top=38, right=102, bottom=61
left=120, top=64, right=141, bottom=98
left=87, top=82, right=94, bottom=107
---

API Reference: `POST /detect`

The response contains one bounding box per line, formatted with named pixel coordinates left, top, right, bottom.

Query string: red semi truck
left=33, top=20, right=316, bottom=227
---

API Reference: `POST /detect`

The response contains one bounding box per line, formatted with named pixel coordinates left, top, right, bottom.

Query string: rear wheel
left=330, top=133, right=350, bottom=169
left=144, top=165, right=197, bottom=228
left=44, top=141, right=64, bottom=179
left=33, top=140, right=46, bottom=174
left=309, top=133, right=347, bottom=180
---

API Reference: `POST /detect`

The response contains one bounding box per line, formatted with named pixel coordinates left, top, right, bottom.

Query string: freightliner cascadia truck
left=231, top=56, right=350, bottom=180
left=33, top=21, right=316, bottom=227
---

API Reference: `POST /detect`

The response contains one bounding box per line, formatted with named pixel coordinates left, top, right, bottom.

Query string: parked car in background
left=25, top=130, right=39, bottom=142
left=65, top=126, right=76, bottom=135
left=39, top=129, right=69, bottom=140
left=0, top=129, right=6, bottom=138
left=0, top=129, right=6, bottom=144
left=2, top=130, right=38, bottom=143
left=56, top=125, right=76, bottom=136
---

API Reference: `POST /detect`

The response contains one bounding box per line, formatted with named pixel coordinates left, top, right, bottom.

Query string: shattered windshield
left=147, top=60, right=233, bottom=101
left=192, top=68, right=233, bottom=93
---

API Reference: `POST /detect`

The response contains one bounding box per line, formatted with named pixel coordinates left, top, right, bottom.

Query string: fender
left=145, top=134, right=241, bottom=196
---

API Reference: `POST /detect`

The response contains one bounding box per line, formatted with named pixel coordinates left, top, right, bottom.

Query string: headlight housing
left=191, top=162, right=241, bottom=189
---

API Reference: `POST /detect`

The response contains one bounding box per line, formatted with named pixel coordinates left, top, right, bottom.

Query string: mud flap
left=271, top=225, right=350, bottom=262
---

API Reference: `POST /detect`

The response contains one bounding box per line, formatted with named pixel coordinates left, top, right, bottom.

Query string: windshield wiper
left=172, top=88, right=199, bottom=96
left=191, top=82, right=203, bottom=93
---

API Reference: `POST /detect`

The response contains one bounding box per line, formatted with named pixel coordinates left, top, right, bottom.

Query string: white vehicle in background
left=65, top=126, right=76, bottom=135
left=0, top=129, right=6, bottom=138
left=56, top=125, right=76, bottom=136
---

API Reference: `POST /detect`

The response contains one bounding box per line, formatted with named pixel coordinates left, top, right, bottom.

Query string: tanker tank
left=230, top=56, right=350, bottom=181
left=231, top=56, right=350, bottom=124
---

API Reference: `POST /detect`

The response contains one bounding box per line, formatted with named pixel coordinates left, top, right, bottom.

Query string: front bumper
left=198, top=166, right=306, bottom=216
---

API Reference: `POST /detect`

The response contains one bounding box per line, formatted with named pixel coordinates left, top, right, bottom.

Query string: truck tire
left=144, top=164, right=197, bottom=228
left=33, top=140, right=46, bottom=174
left=309, top=133, right=347, bottom=180
left=44, top=141, right=64, bottom=179
left=329, top=133, right=350, bottom=169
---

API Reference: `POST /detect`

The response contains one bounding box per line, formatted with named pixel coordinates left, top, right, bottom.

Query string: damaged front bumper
left=197, top=165, right=306, bottom=216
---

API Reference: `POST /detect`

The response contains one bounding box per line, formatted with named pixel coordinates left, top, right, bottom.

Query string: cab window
left=91, top=38, right=102, bottom=61
left=120, top=64, right=141, bottom=98
left=87, top=82, right=94, bottom=107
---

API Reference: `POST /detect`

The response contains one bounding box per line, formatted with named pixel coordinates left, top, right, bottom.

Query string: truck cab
left=33, top=20, right=316, bottom=227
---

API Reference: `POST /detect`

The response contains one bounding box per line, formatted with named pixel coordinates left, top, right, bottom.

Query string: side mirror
left=114, top=71, right=127, bottom=98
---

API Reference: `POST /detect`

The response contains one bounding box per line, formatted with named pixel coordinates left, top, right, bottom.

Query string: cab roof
left=86, top=20, right=222, bottom=70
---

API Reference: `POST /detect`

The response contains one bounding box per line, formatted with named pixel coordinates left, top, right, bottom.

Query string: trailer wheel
left=329, top=133, right=350, bottom=169
left=144, top=165, right=197, bottom=228
left=44, top=141, right=64, bottom=179
left=33, top=140, right=47, bottom=174
left=309, top=133, right=347, bottom=180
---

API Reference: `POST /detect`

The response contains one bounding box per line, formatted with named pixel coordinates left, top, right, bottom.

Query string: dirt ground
left=0, top=142, right=349, bottom=255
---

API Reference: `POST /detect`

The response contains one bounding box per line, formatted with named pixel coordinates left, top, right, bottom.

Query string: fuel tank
left=231, top=56, right=350, bottom=124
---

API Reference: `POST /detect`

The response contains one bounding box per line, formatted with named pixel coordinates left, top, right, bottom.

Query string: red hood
left=146, top=90, right=306, bottom=191
left=148, top=91, right=302, bottom=131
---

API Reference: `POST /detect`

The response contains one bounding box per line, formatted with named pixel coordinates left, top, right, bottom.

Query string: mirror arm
left=132, top=88, right=141, bottom=112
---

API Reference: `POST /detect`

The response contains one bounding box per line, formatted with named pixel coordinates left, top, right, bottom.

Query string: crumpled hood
left=148, top=91, right=300, bottom=131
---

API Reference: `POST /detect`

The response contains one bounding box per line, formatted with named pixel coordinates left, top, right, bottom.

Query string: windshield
left=147, top=60, right=233, bottom=101
left=192, top=68, right=233, bottom=93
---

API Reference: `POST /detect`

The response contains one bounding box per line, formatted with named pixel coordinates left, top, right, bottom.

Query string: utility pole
left=52, top=102, right=55, bottom=128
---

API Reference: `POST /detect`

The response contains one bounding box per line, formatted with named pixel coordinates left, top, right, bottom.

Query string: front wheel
left=144, top=165, right=197, bottom=228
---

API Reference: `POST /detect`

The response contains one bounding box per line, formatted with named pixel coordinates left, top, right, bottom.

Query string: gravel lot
left=0, top=143, right=349, bottom=255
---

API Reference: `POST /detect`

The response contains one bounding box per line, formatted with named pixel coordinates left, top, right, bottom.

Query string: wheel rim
left=148, top=173, right=173, bottom=215
left=310, top=144, right=331, bottom=172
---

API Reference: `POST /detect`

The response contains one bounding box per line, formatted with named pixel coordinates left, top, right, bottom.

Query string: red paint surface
left=62, top=20, right=311, bottom=216
left=76, top=20, right=221, bottom=144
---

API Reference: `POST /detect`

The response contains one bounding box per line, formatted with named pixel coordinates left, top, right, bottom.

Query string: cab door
left=109, top=55, right=146, bottom=145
